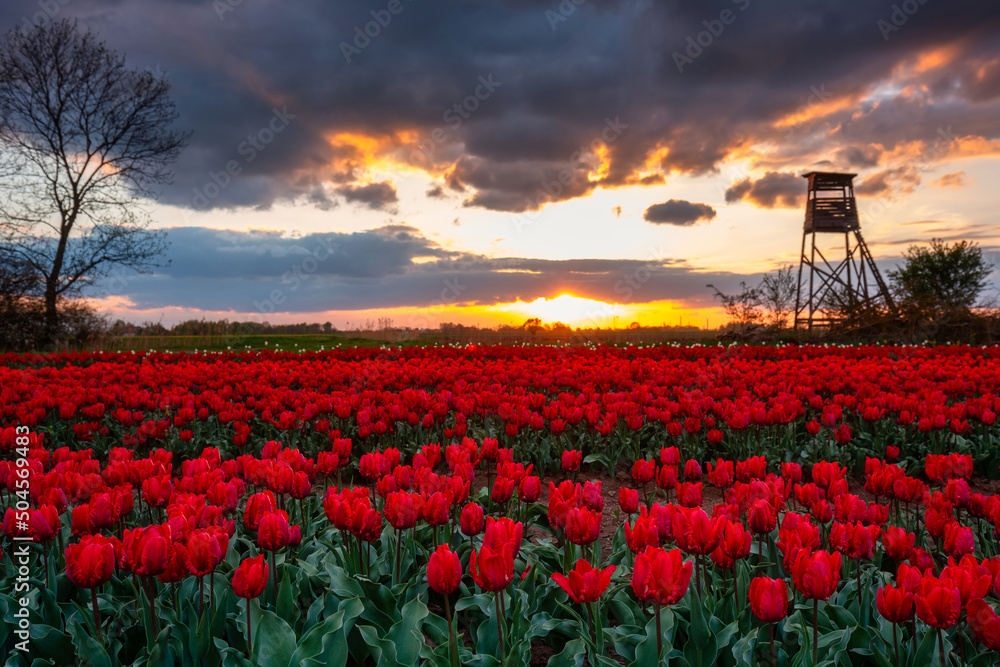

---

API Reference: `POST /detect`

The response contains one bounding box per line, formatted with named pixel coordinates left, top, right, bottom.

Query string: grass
left=100, top=333, right=432, bottom=353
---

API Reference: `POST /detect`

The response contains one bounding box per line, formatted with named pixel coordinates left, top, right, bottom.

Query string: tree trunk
left=42, top=222, right=70, bottom=349
left=42, top=281, right=59, bottom=349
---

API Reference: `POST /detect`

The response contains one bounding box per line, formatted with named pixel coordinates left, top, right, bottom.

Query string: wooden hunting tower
left=794, top=172, right=894, bottom=330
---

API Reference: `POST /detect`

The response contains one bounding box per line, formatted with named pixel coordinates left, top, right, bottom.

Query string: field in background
left=99, top=327, right=720, bottom=352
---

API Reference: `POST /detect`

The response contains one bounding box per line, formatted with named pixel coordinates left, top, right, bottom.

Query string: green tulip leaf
left=253, top=608, right=297, bottom=667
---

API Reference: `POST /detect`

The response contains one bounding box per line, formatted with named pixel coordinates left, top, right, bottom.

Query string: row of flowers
left=1, top=346, right=999, bottom=473
left=4, top=426, right=1000, bottom=665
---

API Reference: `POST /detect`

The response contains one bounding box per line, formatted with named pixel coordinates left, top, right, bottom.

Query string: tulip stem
left=812, top=599, right=818, bottom=667
left=586, top=601, right=597, bottom=650
left=199, top=576, right=205, bottom=621
left=892, top=622, right=899, bottom=666
left=495, top=593, right=505, bottom=667
left=91, top=587, right=102, bottom=643
left=444, top=593, right=458, bottom=667
left=655, top=602, right=663, bottom=663
left=246, top=599, right=253, bottom=660
left=769, top=622, right=776, bottom=667
left=938, top=628, right=945, bottom=667
left=395, top=529, right=402, bottom=586
left=856, top=564, right=862, bottom=614
left=148, top=578, right=159, bottom=639
left=271, top=551, right=278, bottom=607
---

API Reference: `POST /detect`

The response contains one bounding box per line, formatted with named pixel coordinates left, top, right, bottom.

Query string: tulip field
left=4, top=343, right=1000, bottom=666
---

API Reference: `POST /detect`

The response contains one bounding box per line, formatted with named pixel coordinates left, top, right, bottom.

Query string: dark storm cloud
left=91, top=226, right=753, bottom=313
left=643, top=200, right=717, bottom=226
left=334, top=181, right=399, bottom=210
left=725, top=172, right=804, bottom=209
left=2, top=0, right=997, bottom=211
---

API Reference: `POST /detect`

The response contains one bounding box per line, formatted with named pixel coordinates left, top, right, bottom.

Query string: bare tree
left=708, top=281, right=762, bottom=332
left=758, top=265, right=797, bottom=328
left=0, top=19, right=188, bottom=346
left=710, top=265, right=797, bottom=333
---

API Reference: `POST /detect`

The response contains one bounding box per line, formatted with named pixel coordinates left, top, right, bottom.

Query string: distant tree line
left=110, top=319, right=338, bottom=337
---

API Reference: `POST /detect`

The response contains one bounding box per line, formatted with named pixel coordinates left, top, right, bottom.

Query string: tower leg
left=795, top=233, right=806, bottom=329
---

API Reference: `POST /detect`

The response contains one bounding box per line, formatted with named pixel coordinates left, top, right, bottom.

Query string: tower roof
left=802, top=172, right=857, bottom=189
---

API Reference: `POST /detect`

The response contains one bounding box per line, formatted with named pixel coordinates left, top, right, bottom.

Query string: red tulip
left=625, top=510, right=661, bottom=554
left=876, top=584, right=914, bottom=623
left=847, top=523, right=881, bottom=561
left=915, top=579, right=961, bottom=629
left=582, top=481, right=604, bottom=512
left=385, top=491, right=421, bottom=530
left=677, top=482, right=702, bottom=508
left=185, top=527, right=227, bottom=577
left=427, top=544, right=462, bottom=595
left=257, top=510, right=298, bottom=552
left=518, top=476, right=541, bottom=503
left=792, top=549, right=841, bottom=600
left=552, top=559, right=615, bottom=604
left=460, top=502, right=485, bottom=536
left=565, top=507, right=601, bottom=546
left=491, top=476, right=515, bottom=504
left=350, top=505, right=383, bottom=543
left=684, top=459, right=703, bottom=481
left=28, top=505, right=61, bottom=543
left=707, top=459, right=734, bottom=488
left=967, top=599, right=1000, bottom=651
left=672, top=507, right=721, bottom=556
left=482, top=516, right=523, bottom=558
left=719, top=520, right=752, bottom=561
left=422, top=492, right=451, bottom=526
left=631, top=459, right=655, bottom=485
left=943, top=522, right=975, bottom=559
left=748, top=499, right=777, bottom=535
left=65, top=535, right=116, bottom=589
left=469, top=543, right=514, bottom=592
left=749, top=577, right=789, bottom=623
left=126, top=525, right=173, bottom=578
left=547, top=480, right=581, bottom=530
left=631, top=547, right=692, bottom=606
left=242, top=491, right=277, bottom=531
left=561, top=450, right=582, bottom=472
left=882, top=526, right=915, bottom=561
left=233, top=554, right=269, bottom=599
left=653, top=466, right=676, bottom=494
left=619, top=487, right=639, bottom=514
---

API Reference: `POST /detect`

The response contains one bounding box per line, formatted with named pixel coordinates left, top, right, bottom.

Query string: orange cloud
left=930, top=171, right=968, bottom=188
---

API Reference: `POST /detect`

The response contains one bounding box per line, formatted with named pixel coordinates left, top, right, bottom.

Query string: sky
left=2, top=0, right=1000, bottom=329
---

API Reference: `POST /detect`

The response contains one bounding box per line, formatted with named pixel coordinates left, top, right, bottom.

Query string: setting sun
left=489, top=294, right=630, bottom=328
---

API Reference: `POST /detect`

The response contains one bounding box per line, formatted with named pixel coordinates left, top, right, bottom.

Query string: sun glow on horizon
left=488, top=293, right=629, bottom=327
